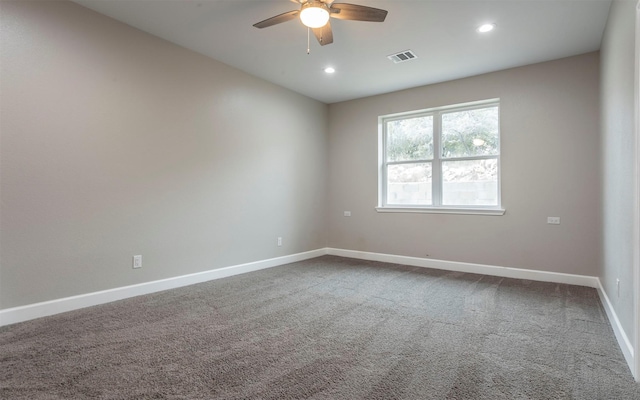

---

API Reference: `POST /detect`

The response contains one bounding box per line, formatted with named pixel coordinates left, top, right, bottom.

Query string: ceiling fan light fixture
left=253, top=1, right=387, bottom=47
left=300, top=3, right=330, bottom=28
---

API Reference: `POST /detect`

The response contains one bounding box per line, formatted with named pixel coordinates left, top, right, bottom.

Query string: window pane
left=387, top=163, right=432, bottom=205
left=386, top=116, right=433, bottom=162
left=442, top=159, right=498, bottom=206
left=442, top=107, right=498, bottom=158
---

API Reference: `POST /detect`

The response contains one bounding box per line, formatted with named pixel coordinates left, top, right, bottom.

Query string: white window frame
left=377, top=99, right=505, bottom=216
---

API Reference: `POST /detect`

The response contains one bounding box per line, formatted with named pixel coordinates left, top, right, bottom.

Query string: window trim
left=374, top=206, right=506, bottom=216
left=377, top=98, right=504, bottom=215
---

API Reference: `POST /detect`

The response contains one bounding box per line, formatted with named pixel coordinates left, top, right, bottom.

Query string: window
left=378, top=99, right=504, bottom=215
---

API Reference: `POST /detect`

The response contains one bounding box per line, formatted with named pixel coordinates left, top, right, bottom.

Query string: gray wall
left=328, top=52, right=602, bottom=276
left=0, top=1, right=328, bottom=309
left=600, top=0, right=637, bottom=342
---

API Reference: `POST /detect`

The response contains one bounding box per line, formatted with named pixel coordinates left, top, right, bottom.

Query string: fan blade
left=330, top=3, right=387, bottom=22
left=253, top=10, right=300, bottom=29
left=312, top=21, right=333, bottom=46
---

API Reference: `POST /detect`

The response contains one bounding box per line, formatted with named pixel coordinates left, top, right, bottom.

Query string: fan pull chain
left=307, top=27, right=310, bottom=54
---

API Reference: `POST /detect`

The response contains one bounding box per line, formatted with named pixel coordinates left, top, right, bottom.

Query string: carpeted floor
left=1, top=255, right=639, bottom=399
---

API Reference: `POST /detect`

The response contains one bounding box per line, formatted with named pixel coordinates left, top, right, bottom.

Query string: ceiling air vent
left=387, top=50, right=418, bottom=64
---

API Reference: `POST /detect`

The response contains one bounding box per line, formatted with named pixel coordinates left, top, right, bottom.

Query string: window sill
left=375, top=206, right=506, bottom=216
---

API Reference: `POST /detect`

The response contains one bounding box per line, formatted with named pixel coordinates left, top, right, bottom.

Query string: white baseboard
left=0, top=249, right=326, bottom=327
left=326, top=248, right=600, bottom=288
left=596, top=282, right=635, bottom=375
left=3, top=246, right=634, bottom=380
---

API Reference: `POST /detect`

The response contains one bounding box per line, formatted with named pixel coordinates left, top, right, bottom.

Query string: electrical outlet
left=277, top=237, right=282, bottom=247
left=133, top=255, right=142, bottom=269
left=547, top=217, right=561, bottom=225
left=344, top=211, right=352, bottom=217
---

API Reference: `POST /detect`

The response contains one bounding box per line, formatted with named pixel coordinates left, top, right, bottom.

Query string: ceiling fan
left=253, top=0, right=388, bottom=46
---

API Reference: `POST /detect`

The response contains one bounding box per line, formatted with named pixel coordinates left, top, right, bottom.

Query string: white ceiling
left=72, top=0, right=612, bottom=104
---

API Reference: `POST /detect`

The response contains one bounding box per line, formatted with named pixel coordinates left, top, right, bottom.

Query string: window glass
left=442, top=159, right=498, bottom=206
left=387, top=163, right=432, bottom=205
left=386, top=116, right=434, bottom=162
left=441, top=107, right=499, bottom=158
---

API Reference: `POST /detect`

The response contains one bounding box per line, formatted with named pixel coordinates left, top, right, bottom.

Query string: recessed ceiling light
left=324, top=67, right=336, bottom=74
left=477, top=23, right=496, bottom=33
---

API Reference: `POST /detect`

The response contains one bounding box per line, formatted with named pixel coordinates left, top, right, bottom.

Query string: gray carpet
left=1, top=255, right=638, bottom=399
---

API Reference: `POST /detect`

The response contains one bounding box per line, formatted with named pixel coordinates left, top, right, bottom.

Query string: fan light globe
left=300, top=5, right=330, bottom=28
